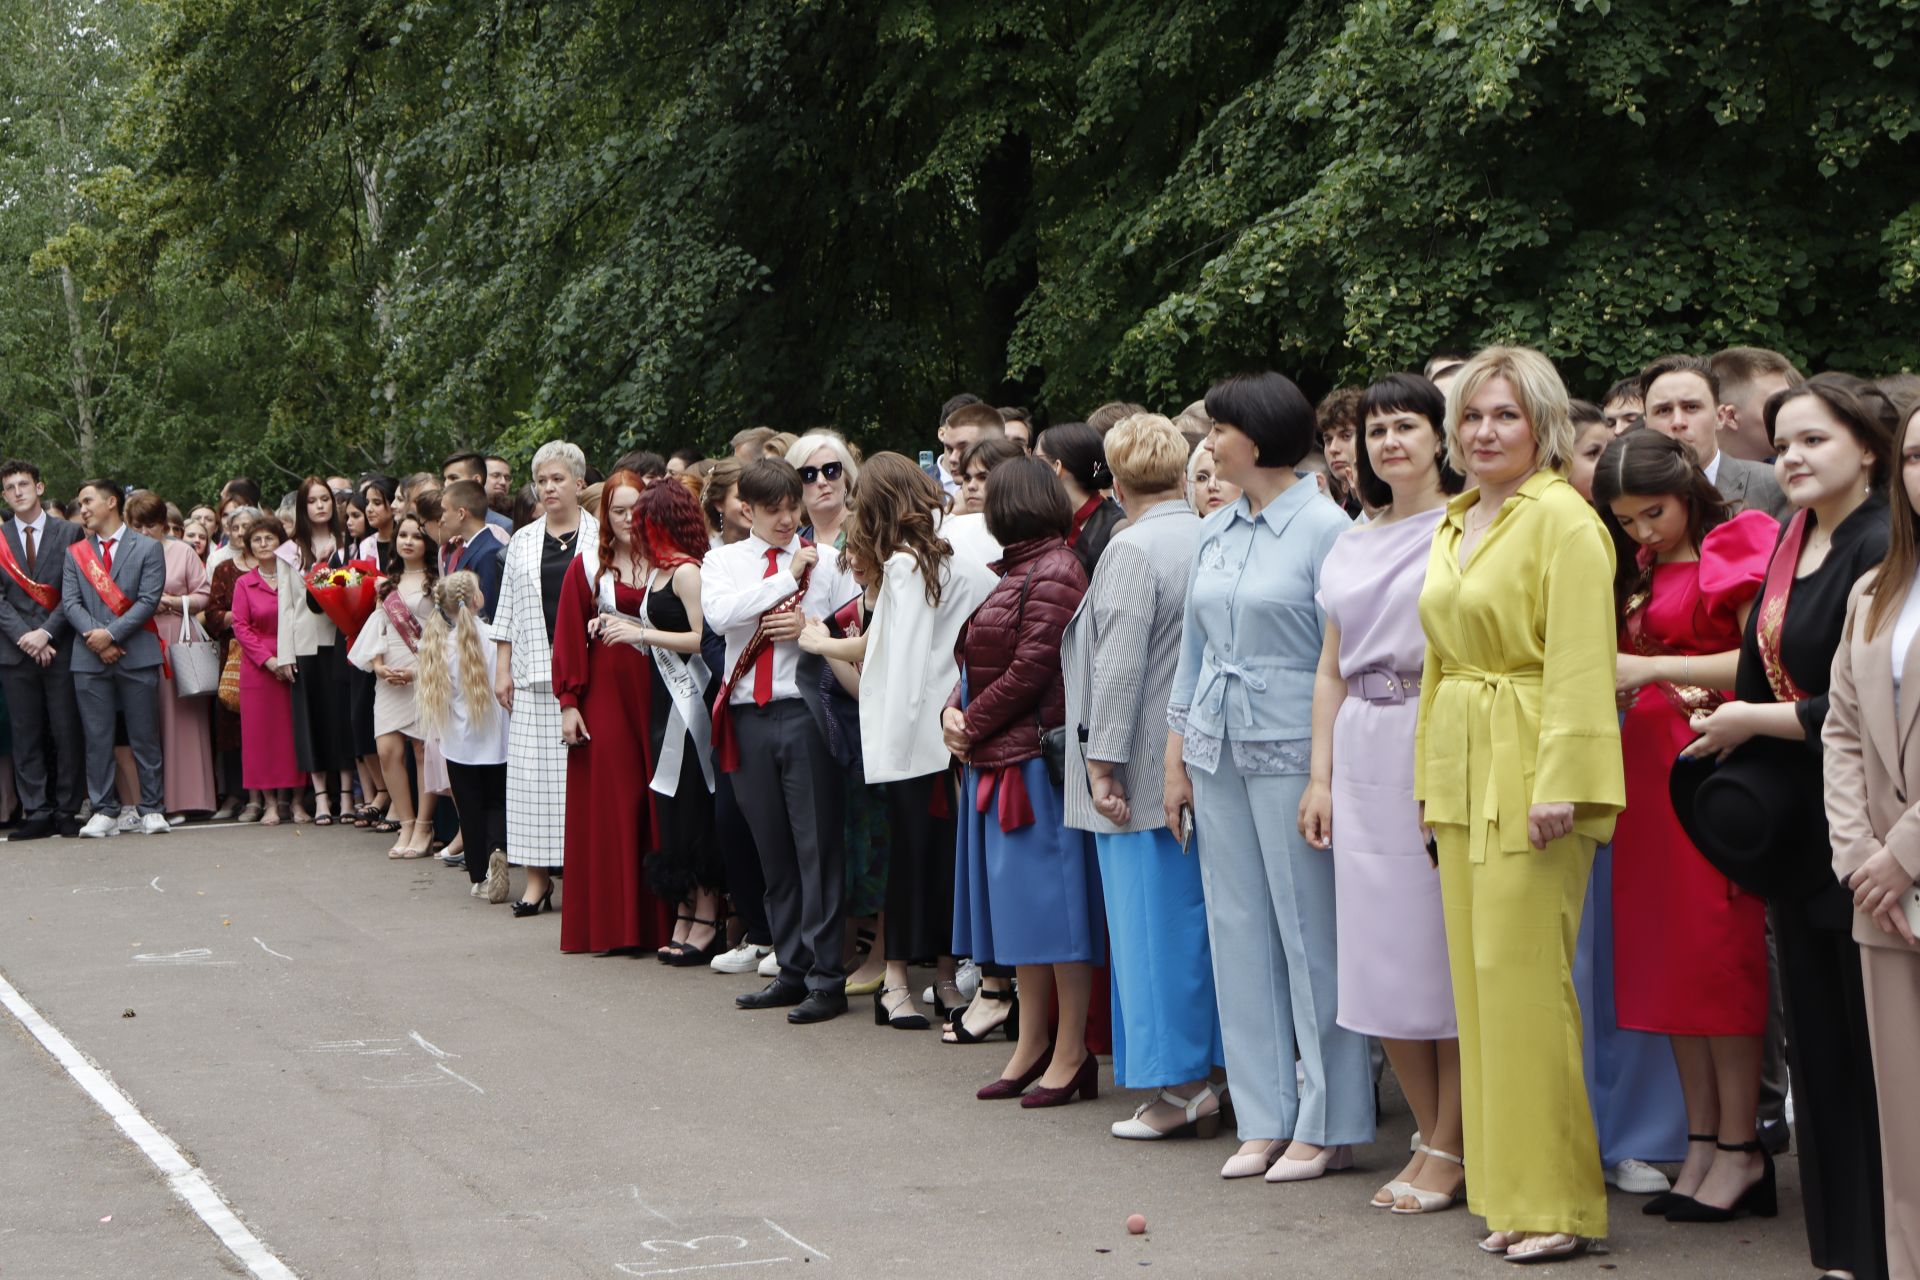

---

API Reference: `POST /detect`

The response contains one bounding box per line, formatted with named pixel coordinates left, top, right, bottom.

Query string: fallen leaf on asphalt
left=122, top=1009, right=135, bottom=1018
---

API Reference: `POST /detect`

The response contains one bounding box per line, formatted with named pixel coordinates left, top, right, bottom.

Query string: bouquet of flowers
left=306, top=559, right=383, bottom=642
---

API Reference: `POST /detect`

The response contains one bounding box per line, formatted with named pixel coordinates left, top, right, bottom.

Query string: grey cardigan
left=1061, top=499, right=1203, bottom=834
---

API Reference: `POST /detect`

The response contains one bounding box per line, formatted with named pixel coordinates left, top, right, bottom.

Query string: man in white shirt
left=1639, top=354, right=1788, bottom=521
left=702, top=459, right=857, bottom=1024
left=0, top=460, right=85, bottom=838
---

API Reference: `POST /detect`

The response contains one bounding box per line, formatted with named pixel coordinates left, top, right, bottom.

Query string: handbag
left=170, top=611, right=223, bottom=698
left=218, top=640, right=242, bottom=712
left=1013, top=563, right=1068, bottom=787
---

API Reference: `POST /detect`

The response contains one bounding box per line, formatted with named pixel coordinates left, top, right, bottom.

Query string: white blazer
left=858, top=550, right=997, bottom=782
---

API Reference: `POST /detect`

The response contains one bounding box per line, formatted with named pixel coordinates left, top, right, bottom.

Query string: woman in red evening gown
left=1595, top=429, right=1777, bottom=1216
left=554, top=472, right=672, bottom=954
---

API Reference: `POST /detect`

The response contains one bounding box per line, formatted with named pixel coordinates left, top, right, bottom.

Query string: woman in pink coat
left=230, top=514, right=305, bottom=822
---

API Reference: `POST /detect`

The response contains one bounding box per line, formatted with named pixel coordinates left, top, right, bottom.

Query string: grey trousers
left=0, top=659, right=84, bottom=818
left=730, top=700, right=846, bottom=994
left=73, top=664, right=163, bottom=813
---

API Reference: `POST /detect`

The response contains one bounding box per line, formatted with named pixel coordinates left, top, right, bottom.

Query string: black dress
left=1735, top=492, right=1888, bottom=1280
left=640, top=577, right=722, bottom=904
left=291, top=545, right=357, bottom=776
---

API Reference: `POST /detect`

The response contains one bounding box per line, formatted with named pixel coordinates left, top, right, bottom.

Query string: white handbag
left=170, top=610, right=223, bottom=698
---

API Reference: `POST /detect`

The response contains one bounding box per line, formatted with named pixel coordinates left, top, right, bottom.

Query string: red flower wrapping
left=306, top=559, right=382, bottom=642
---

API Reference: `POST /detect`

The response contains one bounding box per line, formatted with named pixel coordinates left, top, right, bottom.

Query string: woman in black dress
left=610, top=479, right=723, bottom=965
left=277, top=476, right=357, bottom=824
left=1680, top=379, right=1894, bottom=1275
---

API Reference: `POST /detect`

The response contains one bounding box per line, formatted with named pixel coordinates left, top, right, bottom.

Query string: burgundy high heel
left=1020, top=1053, right=1099, bottom=1109
left=977, top=1046, right=1053, bottom=1100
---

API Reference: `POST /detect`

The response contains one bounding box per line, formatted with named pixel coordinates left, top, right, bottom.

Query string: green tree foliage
left=5, top=0, right=1919, bottom=500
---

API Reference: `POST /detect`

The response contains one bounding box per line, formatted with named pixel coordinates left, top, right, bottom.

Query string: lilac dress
left=1318, top=506, right=1457, bottom=1039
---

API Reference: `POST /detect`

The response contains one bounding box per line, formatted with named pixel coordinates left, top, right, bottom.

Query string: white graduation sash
left=579, top=545, right=714, bottom=796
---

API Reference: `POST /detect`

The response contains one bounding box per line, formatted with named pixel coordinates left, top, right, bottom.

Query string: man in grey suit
left=60, top=478, right=170, bottom=838
left=0, top=460, right=85, bottom=838
left=1639, top=353, right=1789, bottom=521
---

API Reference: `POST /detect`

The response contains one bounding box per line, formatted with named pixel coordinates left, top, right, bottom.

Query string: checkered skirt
left=505, top=685, right=569, bottom=867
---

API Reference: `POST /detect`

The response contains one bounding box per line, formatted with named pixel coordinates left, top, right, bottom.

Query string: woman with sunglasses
left=792, top=434, right=857, bottom=549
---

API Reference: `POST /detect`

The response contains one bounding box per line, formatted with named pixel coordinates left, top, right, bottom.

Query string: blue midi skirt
left=952, top=757, right=1105, bottom=967
left=1098, top=827, right=1223, bottom=1087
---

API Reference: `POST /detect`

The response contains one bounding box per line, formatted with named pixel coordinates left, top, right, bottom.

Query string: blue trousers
left=1574, top=843, right=1687, bottom=1166
left=1192, top=757, right=1375, bottom=1145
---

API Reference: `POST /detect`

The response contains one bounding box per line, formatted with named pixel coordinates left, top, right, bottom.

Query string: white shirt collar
left=1702, top=449, right=1722, bottom=485
left=13, top=510, right=44, bottom=536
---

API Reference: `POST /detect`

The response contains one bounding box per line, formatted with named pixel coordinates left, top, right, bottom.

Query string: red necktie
left=752, top=546, right=780, bottom=706
left=445, top=536, right=463, bottom=572
left=101, top=536, right=113, bottom=574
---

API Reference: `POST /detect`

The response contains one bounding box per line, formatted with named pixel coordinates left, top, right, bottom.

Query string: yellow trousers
left=1436, top=825, right=1607, bottom=1238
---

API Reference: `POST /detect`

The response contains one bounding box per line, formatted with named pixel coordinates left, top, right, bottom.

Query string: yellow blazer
left=1823, top=573, right=1920, bottom=951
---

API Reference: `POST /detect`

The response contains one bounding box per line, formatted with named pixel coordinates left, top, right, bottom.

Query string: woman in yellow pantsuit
left=1414, top=347, right=1626, bottom=1265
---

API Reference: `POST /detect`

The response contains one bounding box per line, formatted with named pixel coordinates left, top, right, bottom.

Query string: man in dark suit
left=435, top=480, right=505, bottom=621
left=60, top=478, right=169, bottom=838
left=1639, top=353, right=1790, bottom=521
left=0, top=460, right=85, bottom=838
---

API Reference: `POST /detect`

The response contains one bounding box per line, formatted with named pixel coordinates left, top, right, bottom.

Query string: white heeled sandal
left=1391, top=1146, right=1464, bottom=1214
left=1112, top=1084, right=1224, bottom=1140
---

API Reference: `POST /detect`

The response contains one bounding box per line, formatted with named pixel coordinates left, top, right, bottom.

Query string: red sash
left=0, top=528, right=56, bottom=611
left=710, top=546, right=813, bottom=773
left=381, top=589, right=423, bottom=654
left=70, top=539, right=169, bottom=677
left=1754, top=510, right=1812, bottom=703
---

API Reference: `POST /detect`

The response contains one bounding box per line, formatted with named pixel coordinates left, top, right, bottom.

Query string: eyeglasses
left=797, top=461, right=844, bottom=484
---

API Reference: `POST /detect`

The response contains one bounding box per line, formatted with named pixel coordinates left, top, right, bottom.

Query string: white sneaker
left=710, top=942, right=771, bottom=974
left=757, top=950, right=780, bottom=978
left=117, top=807, right=139, bottom=832
left=78, top=812, right=119, bottom=839
left=141, top=813, right=171, bottom=836
left=469, top=881, right=486, bottom=898
left=1605, top=1159, right=1672, bottom=1194
left=167, top=813, right=187, bottom=828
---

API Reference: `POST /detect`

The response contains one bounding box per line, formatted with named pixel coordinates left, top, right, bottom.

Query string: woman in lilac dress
left=1300, top=373, right=1464, bottom=1213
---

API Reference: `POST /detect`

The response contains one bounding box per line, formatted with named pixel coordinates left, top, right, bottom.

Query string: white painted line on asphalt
left=629, top=1184, right=680, bottom=1227
left=408, top=1030, right=451, bottom=1058
left=615, top=1260, right=789, bottom=1278
left=71, top=885, right=136, bottom=894
left=253, top=938, right=292, bottom=961
left=151, top=876, right=164, bottom=893
left=762, top=1220, right=828, bottom=1261
left=0, top=968, right=297, bottom=1279
left=434, top=1062, right=485, bottom=1094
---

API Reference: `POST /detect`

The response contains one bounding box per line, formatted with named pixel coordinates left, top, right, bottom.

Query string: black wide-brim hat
left=1668, top=736, right=1829, bottom=900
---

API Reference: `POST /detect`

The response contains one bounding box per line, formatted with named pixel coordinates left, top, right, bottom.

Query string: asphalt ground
left=1, top=823, right=1822, bottom=1279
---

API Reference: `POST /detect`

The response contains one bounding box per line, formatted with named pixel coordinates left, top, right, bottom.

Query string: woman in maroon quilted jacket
left=945, top=458, right=1106, bottom=1107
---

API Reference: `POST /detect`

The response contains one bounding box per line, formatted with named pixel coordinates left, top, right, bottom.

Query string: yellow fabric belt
left=1437, top=663, right=1543, bottom=863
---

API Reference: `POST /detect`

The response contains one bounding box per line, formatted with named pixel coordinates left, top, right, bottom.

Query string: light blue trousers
left=1192, top=756, right=1376, bottom=1145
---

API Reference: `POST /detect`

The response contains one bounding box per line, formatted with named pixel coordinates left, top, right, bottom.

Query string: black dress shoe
left=736, top=981, right=807, bottom=1011
left=787, top=990, right=849, bottom=1024
left=56, top=817, right=83, bottom=839
left=1757, top=1119, right=1790, bottom=1156
left=10, top=815, right=53, bottom=841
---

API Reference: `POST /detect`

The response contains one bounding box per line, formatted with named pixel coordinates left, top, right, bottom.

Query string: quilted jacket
left=955, top=536, right=1089, bottom=769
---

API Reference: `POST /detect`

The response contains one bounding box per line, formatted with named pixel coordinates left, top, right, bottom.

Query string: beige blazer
left=1822, top=574, right=1920, bottom=951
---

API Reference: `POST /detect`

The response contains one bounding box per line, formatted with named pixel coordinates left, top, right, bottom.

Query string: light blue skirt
left=1098, top=828, right=1224, bottom=1087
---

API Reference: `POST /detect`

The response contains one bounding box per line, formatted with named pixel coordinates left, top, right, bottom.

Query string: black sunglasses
left=797, top=461, right=845, bottom=484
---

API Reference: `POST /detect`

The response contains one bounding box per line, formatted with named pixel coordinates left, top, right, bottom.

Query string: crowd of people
left=4, top=341, right=1919, bottom=1278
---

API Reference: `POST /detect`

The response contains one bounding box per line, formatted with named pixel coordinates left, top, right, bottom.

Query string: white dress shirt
left=701, top=534, right=854, bottom=706
left=1702, top=449, right=1722, bottom=486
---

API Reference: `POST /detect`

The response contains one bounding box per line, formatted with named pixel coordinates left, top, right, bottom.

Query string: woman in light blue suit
left=1164, top=373, right=1373, bottom=1183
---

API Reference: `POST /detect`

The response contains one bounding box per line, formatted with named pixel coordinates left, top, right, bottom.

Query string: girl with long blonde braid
left=417, top=572, right=510, bottom=901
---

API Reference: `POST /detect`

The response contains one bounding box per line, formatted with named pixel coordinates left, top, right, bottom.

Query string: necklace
left=1466, top=502, right=1498, bottom=533
left=549, top=525, right=578, bottom=549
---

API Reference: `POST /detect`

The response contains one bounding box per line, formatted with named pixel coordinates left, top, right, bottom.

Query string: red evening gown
left=1613, top=510, right=1777, bottom=1035
left=553, top=558, right=673, bottom=954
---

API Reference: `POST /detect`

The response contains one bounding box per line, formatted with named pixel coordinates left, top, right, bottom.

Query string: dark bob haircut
left=984, top=456, right=1074, bottom=546
left=1353, top=373, right=1465, bottom=510
left=1203, top=372, right=1316, bottom=469
left=737, top=457, right=804, bottom=508
left=1035, top=421, right=1109, bottom=493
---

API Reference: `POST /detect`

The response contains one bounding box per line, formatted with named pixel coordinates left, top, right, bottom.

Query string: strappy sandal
left=1111, top=1084, right=1224, bottom=1140
left=371, top=815, right=404, bottom=834
left=942, top=985, right=1019, bottom=1044
left=657, top=914, right=696, bottom=962
left=1504, top=1235, right=1589, bottom=1265
left=663, top=917, right=725, bottom=967
left=1391, top=1147, right=1464, bottom=1214
left=397, top=819, right=435, bottom=858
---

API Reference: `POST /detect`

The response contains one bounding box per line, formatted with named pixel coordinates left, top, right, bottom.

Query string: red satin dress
left=1612, top=510, right=1777, bottom=1035
left=553, top=559, right=673, bottom=954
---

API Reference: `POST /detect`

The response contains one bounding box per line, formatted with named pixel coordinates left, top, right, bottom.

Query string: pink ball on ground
left=1126, top=1214, right=1147, bottom=1235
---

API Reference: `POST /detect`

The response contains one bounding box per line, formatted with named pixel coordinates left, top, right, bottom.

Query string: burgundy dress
left=230, top=569, right=304, bottom=789
left=1612, top=511, right=1776, bottom=1035
left=552, top=558, right=672, bottom=954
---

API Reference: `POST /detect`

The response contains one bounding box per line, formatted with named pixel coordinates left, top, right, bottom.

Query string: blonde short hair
left=1104, top=413, right=1190, bottom=494
left=763, top=432, right=799, bottom=459
left=1444, top=346, right=1575, bottom=475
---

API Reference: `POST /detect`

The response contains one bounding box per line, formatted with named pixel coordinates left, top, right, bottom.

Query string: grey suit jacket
left=1061, top=500, right=1204, bottom=834
left=1715, top=453, right=1789, bottom=522
left=59, top=528, right=166, bottom=672
left=0, top=515, right=82, bottom=666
